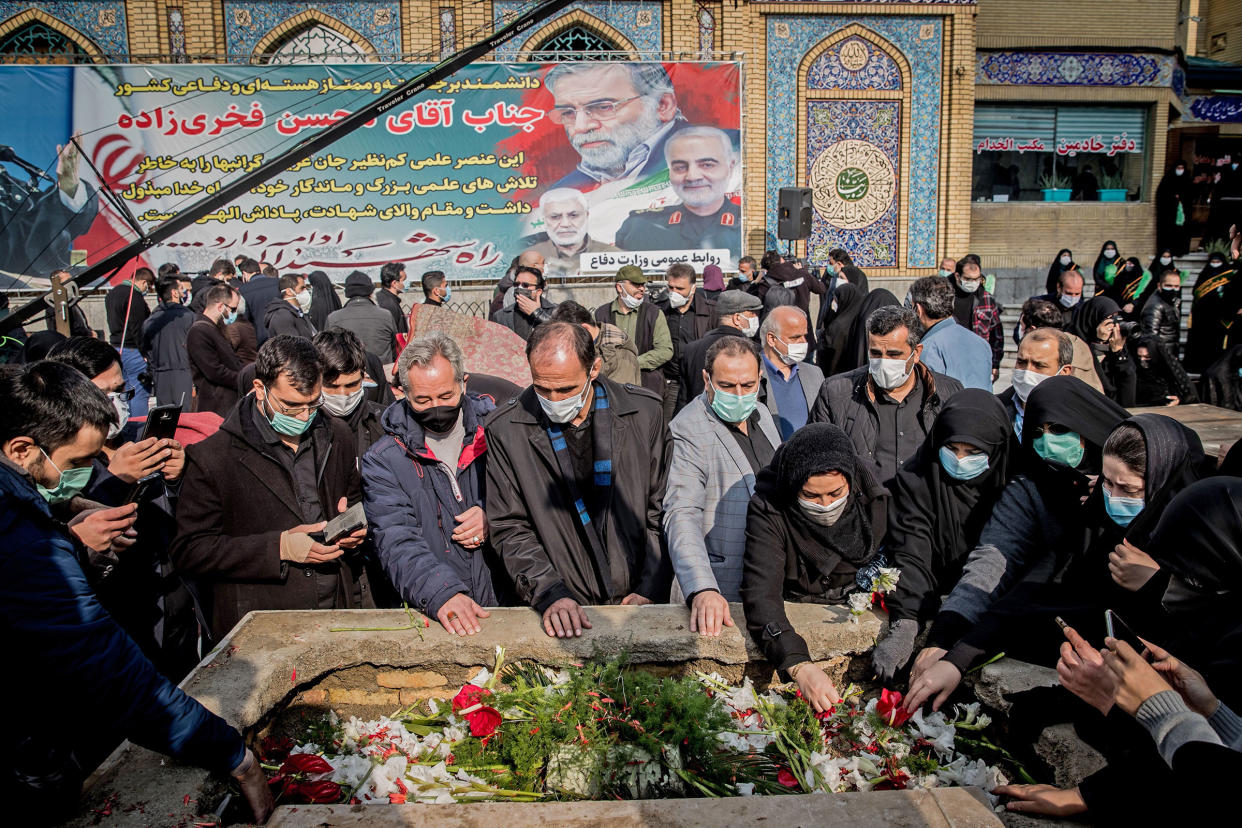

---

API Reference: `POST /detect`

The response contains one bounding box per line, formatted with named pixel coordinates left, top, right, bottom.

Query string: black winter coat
left=1140, top=293, right=1181, bottom=356
left=678, top=324, right=748, bottom=404
left=264, top=298, right=316, bottom=340
left=485, top=379, right=672, bottom=613
left=185, top=315, right=241, bottom=416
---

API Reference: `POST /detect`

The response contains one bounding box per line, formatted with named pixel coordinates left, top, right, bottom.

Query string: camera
left=1110, top=313, right=1139, bottom=337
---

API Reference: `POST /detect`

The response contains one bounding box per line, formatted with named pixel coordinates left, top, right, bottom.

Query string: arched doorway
left=533, top=24, right=618, bottom=59
left=0, top=20, right=88, bottom=64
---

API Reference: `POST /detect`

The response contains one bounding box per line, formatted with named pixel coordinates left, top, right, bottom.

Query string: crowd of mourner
left=3, top=225, right=1242, bottom=824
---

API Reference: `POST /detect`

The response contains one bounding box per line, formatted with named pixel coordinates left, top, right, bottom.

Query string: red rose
left=875, top=689, right=913, bottom=727
left=452, top=684, right=489, bottom=712
left=777, top=768, right=799, bottom=789
left=465, top=704, right=503, bottom=737
left=280, top=753, right=335, bottom=776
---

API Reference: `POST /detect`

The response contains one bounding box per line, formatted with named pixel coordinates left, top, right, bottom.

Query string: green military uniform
left=614, top=200, right=741, bottom=251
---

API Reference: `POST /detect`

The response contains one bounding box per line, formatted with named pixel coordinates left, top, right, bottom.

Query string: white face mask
left=536, top=378, right=592, bottom=424
left=667, top=289, right=689, bottom=309
left=1059, top=255, right=1072, bottom=267
left=1174, top=168, right=1185, bottom=176
left=1059, top=293, right=1080, bottom=309
left=320, top=387, right=364, bottom=417
left=741, top=315, right=759, bottom=337
left=619, top=289, right=644, bottom=310
left=1159, top=256, right=1172, bottom=266
left=958, top=278, right=981, bottom=294
left=1103, top=249, right=1116, bottom=259
left=295, top=289, right=313, bottom=312
left=869, top=354, right=914, bottom=390
left=1010, top=368, right=1055, bottom=405
left=772, top=336, right=808, bottom=365
left=798, top=494, right=849, bottom=526
left=107, top=392, right=130, bottom=440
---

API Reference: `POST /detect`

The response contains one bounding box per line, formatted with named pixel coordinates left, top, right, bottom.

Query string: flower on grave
left=875, top=688, right=913, bottom=727
left=847, top=591, right=872, bottom=620
left=777, top=767, right=799, bottom=788
left=451, top=684, right=503, bottom=738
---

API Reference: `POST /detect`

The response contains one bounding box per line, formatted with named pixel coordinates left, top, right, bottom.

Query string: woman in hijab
left=1131, top=335, right=1197, bottom=407
left=1045, top=248, right=1079, bottom=294
left=1155, top=160, right=1193, bottom=256
left=1184, top=252, right=1238, bottom=373
left=1091, top=240, right=1122, bottom=294
left=872, top=390, right=1012, bottom=681
left=815, top=283, right=863, bottom=376
left=1149, top=248, right=1176, bottom=285
left=903, top=377, right=1128, bottom=710
left=1103, top=256, right=1153, bottom=318
left=306, top=270, right=342, bottom=332
left=1199, top=344, right=1242, bottom=411
left=700, top=264, right=726, bottom=302
left=843, top=288, right=901, bottom=373
left=741, top=423, right=889, bottom=713
left=1069, top=296, right=1136, bottom=406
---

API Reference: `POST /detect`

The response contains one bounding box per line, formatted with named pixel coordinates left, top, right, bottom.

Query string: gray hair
left=866, top=305, right=922, bottom=347
left=758, top=305, right=806, bottom=344
left=540, top=187, right=589, bottom=215
left=545, top=62, right=674, bottom=102
left=398, top=332, right=466, bottom=394
left=664, top=125, right=737, bottom=166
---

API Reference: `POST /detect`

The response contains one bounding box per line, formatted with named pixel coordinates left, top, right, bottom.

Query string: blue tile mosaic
left=224, top=1, right=402, bottom=61
left=807, top=35, right=901, bottom=91
left=764, top=0, right=974, bottom=4
left=0, top=1, right=127, bottom=56
left=492, top=0, right=662, bottom=58
left=975, top=51, right=1176, bottom=88
left=767, top=15, right=942, bottom=268
left=1185, top=95, right=1242, bottom=124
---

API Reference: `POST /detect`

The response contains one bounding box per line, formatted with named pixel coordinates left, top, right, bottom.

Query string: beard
left=570, top=98, right=663, bottom=173
left=550, top=225, right=587, bottom=249
left=675, top=178, right=726, bottom=209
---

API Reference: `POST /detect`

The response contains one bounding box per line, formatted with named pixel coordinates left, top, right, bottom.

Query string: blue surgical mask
left=938, top=445, right=990, bottom=481
left=262, top=386, right=317, bottom=437
left=709, top=381, right=759, bottom=423
left=1033, top=430, right=1084, bottom=468
left=443, top=286, right=452, bottom=302
left=35, top=448, right=93, bottom=504
left=1103, top=485, right=1144, bottom=527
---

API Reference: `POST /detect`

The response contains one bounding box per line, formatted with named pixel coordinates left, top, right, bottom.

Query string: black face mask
left=409, top=396, right=463, bottom=433
left=1159, top=288, right=1180, bottom=303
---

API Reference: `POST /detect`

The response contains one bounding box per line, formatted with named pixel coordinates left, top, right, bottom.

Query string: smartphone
left=125, top=474, right=161, bottom=506
left=140, top=402, right=182, bottom=442
left=323, top=502, right=367, bottom=545
left=1104, top=609, right=1147, bottom=656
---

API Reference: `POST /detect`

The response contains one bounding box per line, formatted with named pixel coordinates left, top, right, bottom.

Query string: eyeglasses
left=547, top=96, right=641, bottom=124
left=268, top=394, right=324, bottom=417
left=110, top=387, right=136, bottom=402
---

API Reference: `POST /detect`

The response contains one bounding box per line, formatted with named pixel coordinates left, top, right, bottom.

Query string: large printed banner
left=0, top=62, right=741, bottom=283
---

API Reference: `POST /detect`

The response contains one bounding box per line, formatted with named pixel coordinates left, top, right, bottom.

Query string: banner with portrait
left=0, top=61, right=741, bottom=283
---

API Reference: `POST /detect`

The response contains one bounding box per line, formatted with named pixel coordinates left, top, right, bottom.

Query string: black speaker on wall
left=777, top=187, right=813, bottom=240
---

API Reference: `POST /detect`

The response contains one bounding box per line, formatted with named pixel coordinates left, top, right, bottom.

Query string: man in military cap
left=614, top=126, right=740, bottom=252
left=594, top=264, right=672, bottom=396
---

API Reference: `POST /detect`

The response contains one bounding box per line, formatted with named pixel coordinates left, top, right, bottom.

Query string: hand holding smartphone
left=1104, top=609, right=1149, bottom=658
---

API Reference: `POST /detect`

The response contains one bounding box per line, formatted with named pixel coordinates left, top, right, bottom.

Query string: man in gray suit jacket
left=664, top=336, right=779, bottom=637
left=327, top=271, right=397, bottom=363
left=758, top=305, right=824, bottom=441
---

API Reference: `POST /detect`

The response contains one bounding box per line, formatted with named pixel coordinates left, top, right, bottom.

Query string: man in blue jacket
left=362, top=333, right=503, bottom=636
left=0, top=361, right=271, bottom=824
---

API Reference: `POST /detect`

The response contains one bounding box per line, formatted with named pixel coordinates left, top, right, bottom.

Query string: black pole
left=0, top=0, right=574, bottom=336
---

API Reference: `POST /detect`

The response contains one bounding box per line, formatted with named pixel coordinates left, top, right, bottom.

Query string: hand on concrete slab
left=689, top=590, right=733, bottom=636
left=543, top=597, right=591, bottom=638
left=437, top=592, right=490, bottom=636
left=232, top=748, right=274, bottom=823
left=993, top=784, right=1087, bottom=817
left=619, top=593, right=652, bottom=606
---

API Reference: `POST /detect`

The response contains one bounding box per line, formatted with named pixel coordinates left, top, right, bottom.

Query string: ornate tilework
left=806, top=100, right=900, bottom=267
left=764, top=0, right=974, bottom=4
left=167, top=6, right=187, bottom=62
left=767, top=15, right=942, bottom=268
left=224, top=1, right=401, bottom=61
left=439, top=6, right=456, bottom=58
left=1184, top=95, right=1242, bottom=124
left=0, top=2, right=128, bottom=57
left=698, top=7, right=714, bottom=61
left=976, top=51, right=1176, bottom=88
left=806, top=36, right=901, bottom=91
left=493, top=1, right=662, bottom=58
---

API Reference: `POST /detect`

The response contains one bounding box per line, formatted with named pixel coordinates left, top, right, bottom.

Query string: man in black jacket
left=105, top=266, right=155, bottom=418
left=654, top=261, right=717, bottom=418
left=809, top=305, right=962, bottom=486
left=141, top=275, right=196, bottom=407
left=189, top=258, right=235, bottom=313
left=377, top=262, right=409, bottom=334
left=677, top=289, right=761, bottom=405
left=237, top=257, right=278, bottom=343
left=264, top=273, right=315, bottom=340
left=485, top=322, right=671, bottom=638
left=186, top=284, right=243, bottom=416
left=313, top=328, right=387, bottom=457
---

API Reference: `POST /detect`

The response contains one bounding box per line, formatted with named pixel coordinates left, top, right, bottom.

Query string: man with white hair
left=614, top=126, right=741, bottom=251
left=544, top=63, right=684, bottom=190
left=529, top=188, right=619, bottom=279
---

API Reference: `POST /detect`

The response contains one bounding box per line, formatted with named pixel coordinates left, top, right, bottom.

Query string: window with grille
left=0, top=22, right=87, bottom=64
left=535, top=25, right=617, bottom=59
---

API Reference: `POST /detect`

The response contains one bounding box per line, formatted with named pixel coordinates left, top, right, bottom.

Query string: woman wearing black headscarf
left=1155, top=161, right=1193, bottom=256
left=1045, top=248, right=1079, bottom=295
left=306, top=270, right=341, bottom=332
left=1199, top=344, right=1242, bottom=411
left=1103, top=256, right=1153, bottom=319
left=741, top=423, right=889, bottom=712
left=1091, top=240, right=1122, bottom=294
left=1069, top=296, right=1136, bottom=406
left=843, top=288, right=900, bottom=373
left=1131, top=335, right=1197, bottom=407
left=815, top=283, right=863, bottom=376
left=1184, top=252, right=1239, bottom=373
left=872, top=390, right=1012, bottom=681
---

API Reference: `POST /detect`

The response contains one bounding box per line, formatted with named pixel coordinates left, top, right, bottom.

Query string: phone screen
left=1104, top=609, right=1147, bottom=655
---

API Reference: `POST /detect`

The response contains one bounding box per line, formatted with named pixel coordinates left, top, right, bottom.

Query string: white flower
left=289, top=742, right=320, bottom=755
left=472, top=667, right=492, bottom=688
left=910, top=709, right=957, bottom=758
left=872, top=567, right=901, bottom=593
left=736, top=782, right=755, bottom=796
left=722, top=679, right=759, bottom=713
left=848, top=592, right=872, bottom=619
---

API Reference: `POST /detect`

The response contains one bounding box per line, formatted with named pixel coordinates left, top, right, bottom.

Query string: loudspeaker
left=777, top=187, right=813, bottom=240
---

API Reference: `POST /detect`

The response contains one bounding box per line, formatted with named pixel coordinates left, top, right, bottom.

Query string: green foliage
left=1039, top=172, right=1071, bottom=190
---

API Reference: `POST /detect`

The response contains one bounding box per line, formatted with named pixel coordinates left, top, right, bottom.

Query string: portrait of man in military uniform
left=613, top=126, right=740, bottom=252
left=524, top=187, right=619, bottom=279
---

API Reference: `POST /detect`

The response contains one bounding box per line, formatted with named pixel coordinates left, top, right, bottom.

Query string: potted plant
left=1099, top=172, right=1128, bottom=202
left=1039, top=172, right=1072, bottom=202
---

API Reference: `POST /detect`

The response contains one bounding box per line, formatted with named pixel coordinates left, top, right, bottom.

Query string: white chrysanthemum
left=872, top=567, right=901, bottom=592
left=848, top=592, right=872, bottom=617
left=735, top=782, right=755, bottom=796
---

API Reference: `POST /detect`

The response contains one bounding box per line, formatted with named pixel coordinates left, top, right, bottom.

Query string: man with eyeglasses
left=490, top=264, right=555, bottom=341
left=187, top=284, right=245, bottom=417
left=173, top=335, right=373, bottom=640
left=544, top=63, right=684, bottom=191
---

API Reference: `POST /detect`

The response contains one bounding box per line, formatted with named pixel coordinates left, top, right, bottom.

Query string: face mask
left=35, top=448, right=93, bottom=504
left=774, top=337, right=808, bottom=365
left=107, top=392, right=130, bottom=440
left=1010, top=368, right=1056, bottom=404
left=537, top=378, right=592, bottom=424
left=798, top=494, right=849, bottom=527
left=619, top=290, right=644, bottom=310
left=1103, top=249, right=1116, bottom=259
left=262, top=386, right=316, bottom=437
left=958, top=278, right=981, bottom=294
left=1233, top=163, right=1239, bottom=171
left=709, top=380, right=759, bottom=423
left=938, top=269, right=953, bottom=279
left=1159, top=288, right=1180, bottom=303
left=410, top=394, right=464, bottom=433
left=1159, top=256, right=1172, bottom=266
left=222, top=307, right=239, bottom=325
left=869, top=354, right=913, bottom=391
left=1102, top=484, right=1144, bottom=527
left=1174, top=168, right=1184, bottom=176
left=939, top=445, right=990, bottom=481
left=737, top=272, right=751, bottom=283
left=1059, top=293, right=1080, bottom=309
left=443, top=287, right=452, bottom=302
left=1210, top=261, right=1224, bottom=270
left=180, top=291, right=191, bottom=306
left=320, top=387, right=364, bottom=418
left=295, top=289, right=313, bottom=312
left=1060, top=255, right=1072, bottom=267
left=667, top=290, right=689, bottom=309
left=1033, top=430, right=1084, bottom=468
left=741, top=315, right=759, bottom=338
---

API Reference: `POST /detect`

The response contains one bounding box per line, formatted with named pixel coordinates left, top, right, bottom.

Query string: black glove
left=872, top=618, right=918, bottom=684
